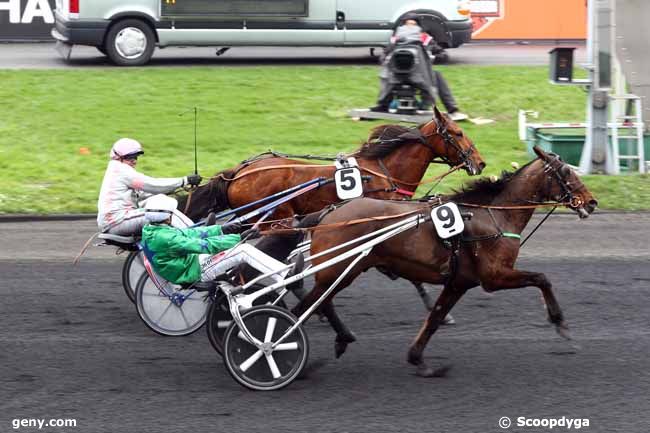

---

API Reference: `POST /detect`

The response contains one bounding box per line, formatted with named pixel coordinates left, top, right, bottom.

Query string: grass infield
left=0, top=65, right=647, bottom=213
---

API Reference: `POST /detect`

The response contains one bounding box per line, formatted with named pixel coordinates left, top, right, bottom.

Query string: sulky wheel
left=122, top=250, right=145, bottom=303
left=223, top=305, right=308, bottom=391
left=135, top=272, right=210, bottom=336
left=206, top=286, right=286, bottom=356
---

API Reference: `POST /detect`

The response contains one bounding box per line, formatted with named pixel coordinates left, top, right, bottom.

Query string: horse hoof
left=416, top=364, right=435, bottom=377
left=555, top=322, right=572, bottom=340
left=416, top=364, right=452, bottom=378
left=442, top=314, right=456, bottom=326
left=337, top=331, right=357, bottom=344
left=334, top=332, right=357, bottom=358
left=334, top=341, right=348, bottom=358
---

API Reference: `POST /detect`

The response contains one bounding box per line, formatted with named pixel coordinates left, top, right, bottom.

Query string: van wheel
left=105, top=19, right=155, bottom=66
left=416, top=13, right=448, bottom=47
left=433, top=51, right=449, bottom=64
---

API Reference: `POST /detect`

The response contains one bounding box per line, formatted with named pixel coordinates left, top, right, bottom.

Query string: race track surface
left=1, top=213, right=648, bottom=432
left=0, top=43, right=587, bottom=69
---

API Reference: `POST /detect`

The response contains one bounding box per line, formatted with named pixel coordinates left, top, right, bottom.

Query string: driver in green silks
left=141, top=195, right=288, bottom=285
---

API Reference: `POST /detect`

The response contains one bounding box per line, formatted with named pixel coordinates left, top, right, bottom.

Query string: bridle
left=370, top=116, right=478, bottom=176
left=541, top=154, right=584, bottom=209
left=418, top=118, right=477, bottom=172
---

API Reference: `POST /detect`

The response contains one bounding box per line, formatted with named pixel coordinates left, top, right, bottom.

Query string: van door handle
left=336, top=11, right=345, bottom=30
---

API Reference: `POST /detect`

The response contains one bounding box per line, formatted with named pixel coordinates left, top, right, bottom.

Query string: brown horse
left=178, top=107, right=486, bottom=222
left=293, top=146, right=598, bottom=377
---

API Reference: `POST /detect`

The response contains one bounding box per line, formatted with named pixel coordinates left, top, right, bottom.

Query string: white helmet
left=144, top=195, right=178, bottom=223
left=110, top=138, right=144, bottom=160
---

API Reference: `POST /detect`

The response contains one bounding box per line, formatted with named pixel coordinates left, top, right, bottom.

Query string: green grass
left=0, top=65, right=648, bottom=213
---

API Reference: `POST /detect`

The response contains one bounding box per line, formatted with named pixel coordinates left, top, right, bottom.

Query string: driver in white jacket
left=97, top=138, right=202, bottom=235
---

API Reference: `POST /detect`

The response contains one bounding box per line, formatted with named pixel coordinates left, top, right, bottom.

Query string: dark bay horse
left=293, top=146, right=598, bottom=377
left=178, top=107, right=486, bottom=222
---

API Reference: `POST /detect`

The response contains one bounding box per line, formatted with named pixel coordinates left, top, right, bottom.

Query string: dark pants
left=377, top=77, right=435, bottom=107
left=377, top=69, right=458, bottom=112
left=431, top=70, right=458, bottom=113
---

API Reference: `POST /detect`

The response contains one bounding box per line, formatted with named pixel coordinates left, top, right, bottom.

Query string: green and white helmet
left=144, top=195, right=178, bottom=223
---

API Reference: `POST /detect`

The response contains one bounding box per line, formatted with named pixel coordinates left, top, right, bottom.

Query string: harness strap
left=215, top=163, right=335, bottom=181
left=183, top=190, right=193, bottom=215
left=377, top=158, right=399, bottom=191
left=395, top=188, right=415, bottom=197
left=443, top=236, right=461, bottom=289
left=269, top=150, right=340, bottom=162
left=215, top=160, right=464, bottom=191
left=260, top=209, right=426, bottom=235
left=460, top=207, right=523, bottom=244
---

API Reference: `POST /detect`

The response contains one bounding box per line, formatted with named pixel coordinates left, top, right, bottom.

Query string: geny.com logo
left=12, top=418, right=77, bottom=430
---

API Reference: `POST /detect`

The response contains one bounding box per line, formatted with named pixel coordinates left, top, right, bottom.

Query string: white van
left=52, top=0, right=472, bottom=66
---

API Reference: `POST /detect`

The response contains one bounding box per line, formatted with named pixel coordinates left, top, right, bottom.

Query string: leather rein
left=259, top=156, right=583, bottom=242
left=212, top=118, right=474, bottom=195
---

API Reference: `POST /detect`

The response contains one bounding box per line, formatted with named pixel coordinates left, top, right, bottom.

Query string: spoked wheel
left=206, top=285, right=286, bottom=356
left=223, top=305, right=309, bottom=391
left=122, top=251, right=145, bottom=303
left=135, top=272, right=210, bottom=336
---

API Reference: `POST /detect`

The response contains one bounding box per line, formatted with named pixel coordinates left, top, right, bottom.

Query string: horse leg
left=412, top=282, right=455, bottom=325
left=320, top=300, right=357, bottom=358
left=377, top=267, right=455, bottom=325
left=292, top=286, right=356, bottom=358
left=481, top=268, right=569, bottom=339
left=407, top=284, right=467, bottom=377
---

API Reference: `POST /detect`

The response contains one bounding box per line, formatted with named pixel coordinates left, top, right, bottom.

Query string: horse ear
left=433, top=106, right=446, bottom=125
left=532, top=145, right=550, bottom=161
left=559, top=164, right=571, bottom=177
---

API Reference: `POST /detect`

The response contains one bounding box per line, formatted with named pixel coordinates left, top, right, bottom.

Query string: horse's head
left=532, top=146, right=598, bottom=218
left=420, top=107, right=486, bottom=176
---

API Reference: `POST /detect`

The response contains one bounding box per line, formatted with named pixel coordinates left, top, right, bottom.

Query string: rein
left=259, top=209, right=426, bottom=235
left=214, top=159, right=466, bottom=196
left=257, top=198, right=566, bottom=237
left=456, top=202, right=565, bottom=210
left=520, top=206, right=556, bottom=247
left=360, top=162, right=466, bottom=188
left=215, top=163, right=335, bottom=182
left=258, top=192, right=572, bottom=241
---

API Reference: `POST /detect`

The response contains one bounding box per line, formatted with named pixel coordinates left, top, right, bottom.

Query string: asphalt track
left=0, top=43, right=587, bottom=69
left=1, top=213, right=649, bottom=433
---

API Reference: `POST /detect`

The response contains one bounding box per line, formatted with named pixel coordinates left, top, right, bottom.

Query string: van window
left=161, top=0, right=309, bottom=17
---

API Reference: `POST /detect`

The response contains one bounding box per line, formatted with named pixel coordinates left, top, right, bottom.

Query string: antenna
left=179, top=106, right=199, bottom=175
left=193, top=106, right=198, bottom=175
